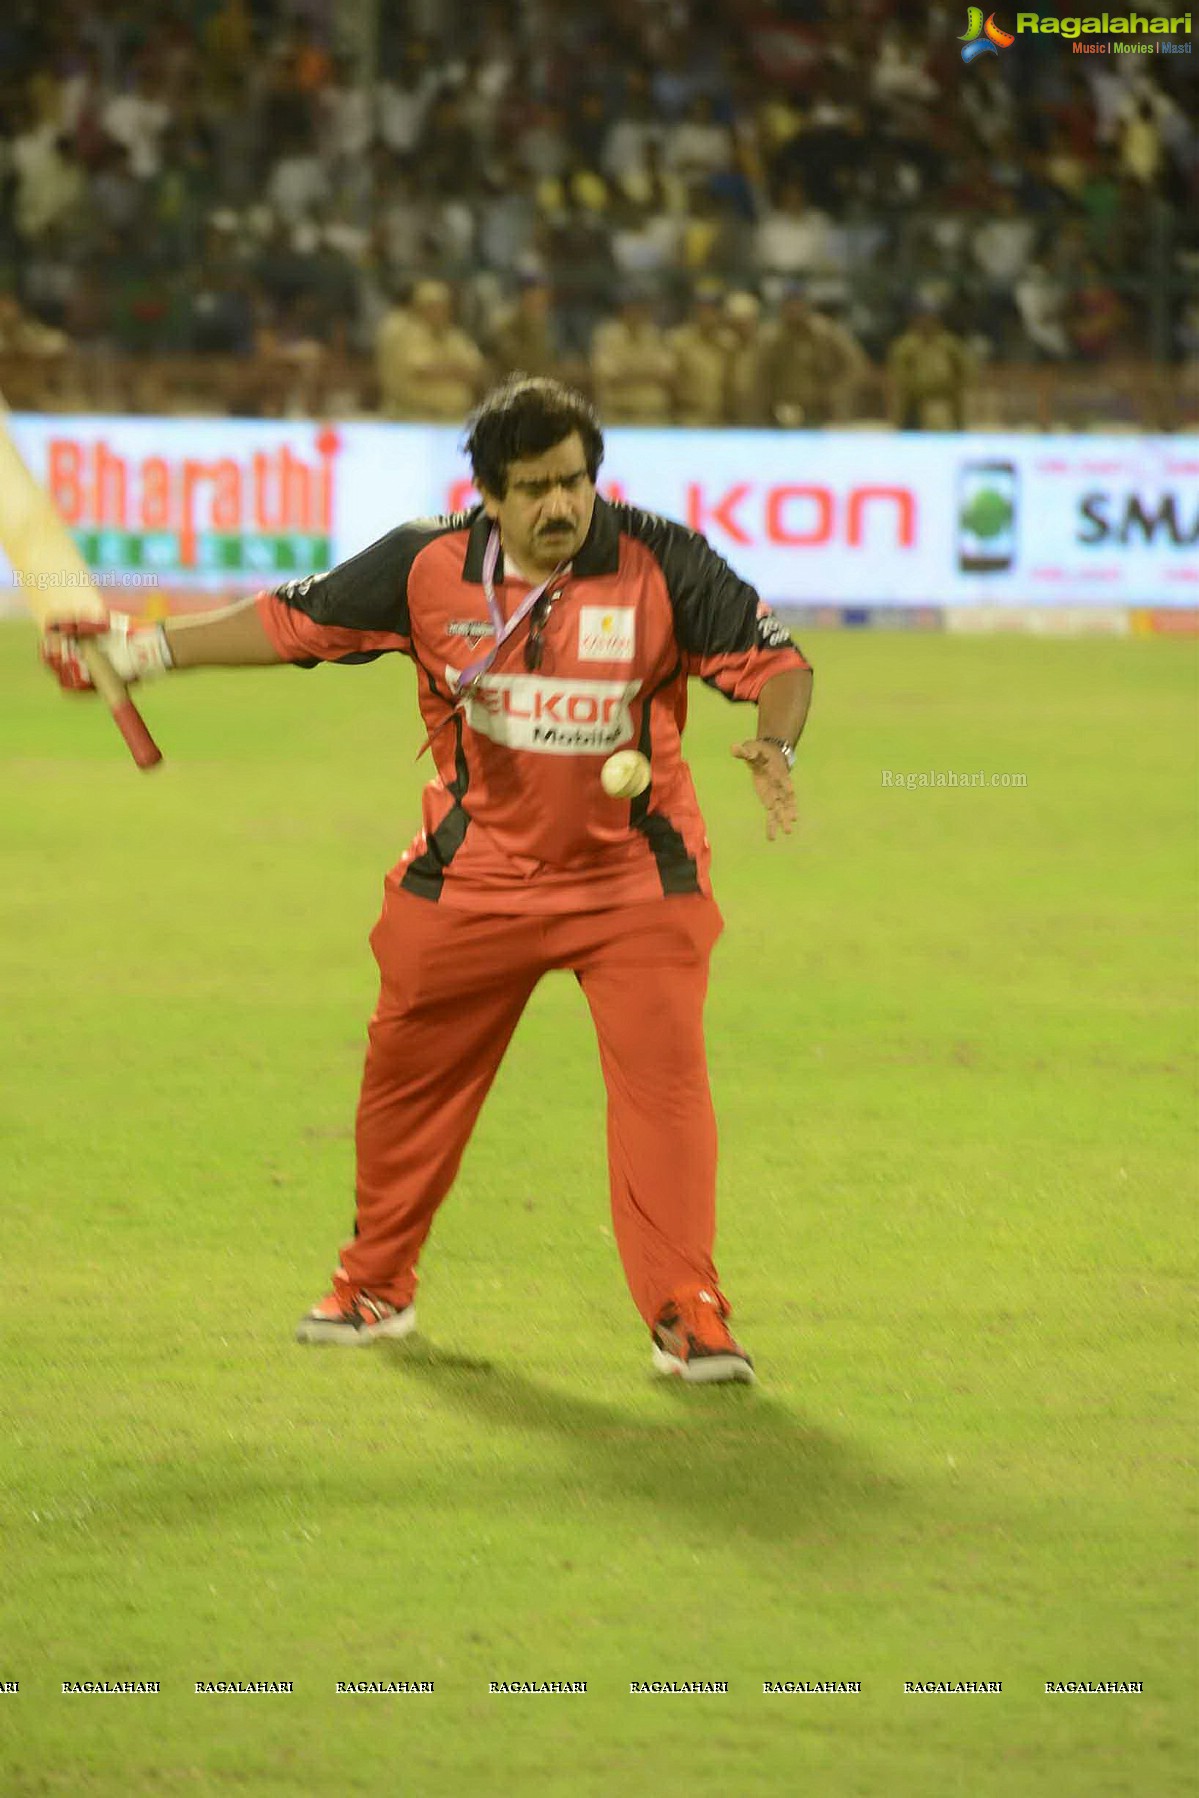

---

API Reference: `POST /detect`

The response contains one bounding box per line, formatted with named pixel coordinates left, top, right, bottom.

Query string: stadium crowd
left=0, top=0, right=1196, bottom=424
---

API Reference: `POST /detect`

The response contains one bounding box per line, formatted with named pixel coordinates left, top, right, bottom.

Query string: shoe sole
left=295, top=1306, right=417, bottom=1347
left=651, top=1344, right=756, bottom=1385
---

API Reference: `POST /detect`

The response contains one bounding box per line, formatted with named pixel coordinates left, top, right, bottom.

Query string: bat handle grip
left=80, top=642, right=164, bottom=770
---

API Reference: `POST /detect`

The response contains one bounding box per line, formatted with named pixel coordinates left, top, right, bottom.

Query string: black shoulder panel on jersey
left=611, top=503, right=760, bottom=659
left=272, top=513, right=470, bottom=636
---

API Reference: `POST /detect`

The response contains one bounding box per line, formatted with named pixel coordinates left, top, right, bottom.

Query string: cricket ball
left=600, top=749, right=651, bottom=799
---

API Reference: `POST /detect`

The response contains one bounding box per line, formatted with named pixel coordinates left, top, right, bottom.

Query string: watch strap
left=760, top=736, right=796, bottom=771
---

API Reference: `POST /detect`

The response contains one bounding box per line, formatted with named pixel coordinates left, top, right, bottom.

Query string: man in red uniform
left=43, top=378, right=812, bottom=1384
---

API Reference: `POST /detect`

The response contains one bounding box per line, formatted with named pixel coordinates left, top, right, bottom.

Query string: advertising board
left=1, top=417, right=1194, bottom=612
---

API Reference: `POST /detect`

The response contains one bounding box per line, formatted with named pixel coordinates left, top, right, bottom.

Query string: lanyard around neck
left=452, top=524, right=567, bottom=697
left=416, top=525, right=569, bottom=761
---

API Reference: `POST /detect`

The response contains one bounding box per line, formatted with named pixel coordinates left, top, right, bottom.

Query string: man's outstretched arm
left=165, top=597, right=286, bottom=668
left=42, top=516, right=432, bottom=690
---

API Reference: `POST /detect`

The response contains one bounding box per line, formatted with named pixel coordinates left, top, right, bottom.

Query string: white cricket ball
left=600, top=749, right=651, bottom=799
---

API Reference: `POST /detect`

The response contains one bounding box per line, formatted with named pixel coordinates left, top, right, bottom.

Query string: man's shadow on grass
left=373, top=1334, right=899, bottom=1549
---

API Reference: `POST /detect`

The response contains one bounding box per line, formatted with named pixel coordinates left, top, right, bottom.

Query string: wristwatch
left=760, top=736, right=796, bottom=772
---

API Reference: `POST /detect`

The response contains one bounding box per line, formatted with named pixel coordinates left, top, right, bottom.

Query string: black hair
left=464, top=375, right=604, bottom=499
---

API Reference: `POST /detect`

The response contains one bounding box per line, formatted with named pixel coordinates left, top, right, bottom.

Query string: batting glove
left=41, top=613, right=173, bottom=691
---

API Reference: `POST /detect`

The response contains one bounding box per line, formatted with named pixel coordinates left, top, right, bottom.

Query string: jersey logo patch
left=755, top=601, right=794, bottom=650
left=578, top=606, right=636, bottom=662
left=450, top=670, right=639, bottom=756
left=447, top=620, right=493, bottom=642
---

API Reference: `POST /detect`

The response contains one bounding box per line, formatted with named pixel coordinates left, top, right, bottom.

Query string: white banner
left=1, top=416, right=1195, bottom=610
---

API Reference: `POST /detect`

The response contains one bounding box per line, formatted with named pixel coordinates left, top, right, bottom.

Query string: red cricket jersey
left=256, top=499, right=810, bottom=912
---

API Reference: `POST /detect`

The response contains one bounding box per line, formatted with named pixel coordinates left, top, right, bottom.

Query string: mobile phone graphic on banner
left=957, top=460, right=1018, bottom=576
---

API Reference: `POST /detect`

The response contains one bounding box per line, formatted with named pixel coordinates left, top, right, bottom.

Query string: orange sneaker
left=651, top=1286, right=755, bottom=1384
left=295, top=1287, right=417, bottom=1346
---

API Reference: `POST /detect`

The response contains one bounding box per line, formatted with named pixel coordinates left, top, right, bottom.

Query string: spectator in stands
left=20, top=219, right=77, bottom=333
left=101, top=57, right=172, bottom=182
left=757, top=283, right=870, bottom=428
left=887, top=301, right=971, bottom=430
left=286, top=21, right=334, bottom=97
left=663, top=95, right=734, bottom=187
left=754, top=178, right=835, bottom=295
left=12, top=131, right=85, bottom=244
left=487, top=274, right=562, bottom=382
left=253, top=212, right=317, bottom=329
left=1015, top=257, right=1072, bottom=361
left=261, top=41, right=318, bottom=155
left=418, top=172, right=477, bottom=280
left=569, top=89, right=613, bottom=172
left=254, top=291, right=328, bottom=418
left=377, top=40, right=438, bottom=158
left=151, top=122, right=219, bottom=266
left=678, top=180, right=752, bottom=286
left=537, top=156, right=611, bottom=228
left=1080, top=148, right=1123, bottom=255
left=477, top=156, right=540, bottom=277
left=516, top=102, right=572, bottom=184
left=542, top=203, right=617, bottom=358
left=1116, top=78, right=1188, bottom=191
left=87, top=140, right=142, bottom=241
left=724, top=289, right=765, bottom=426
left=651, top=34, right=702, bottom=123
left=320, top=52, right=374, bottom=173
left=959, top=54, right=1017, bottom=156
left=1070, top=259, right=1126, bottom=362
left=376, top=277, right=484, bottom=420
left=601, top=68, right=663, bottom=191
left=59, top=47, right=111, bottom=173
left=1044, top=125, right=1090, bottom=203
left=870, top=23, right=938, bottom=133
left=0, top=286, right=69, bottom=358
left=266, top=127, right=331, bottom=227
left=669, top=281, right=731, bottom=426
left=591, top=284, right=676, bottom=423
left=374, top=160, right=432, bottom=273
left=970, top=187, right=1037, bottom=354
left=202, top=0, right=255, bottom=107
left=186, top=243, right=256, bottom=356
left=421, top=90, right=479, bottom=194
left=377, top=39, right=441, bottom=158
left=609, top=142, right=686, bottom=284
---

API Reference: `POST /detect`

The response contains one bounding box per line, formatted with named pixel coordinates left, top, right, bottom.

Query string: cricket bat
left=0, top=402, right=162, bottom=769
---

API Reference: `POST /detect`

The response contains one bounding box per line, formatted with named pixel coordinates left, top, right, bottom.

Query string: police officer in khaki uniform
left=376, top=279, right=486, bottom=422
left=487, top=275, right=562, bottom=383
left=757, top=282, right=870, bottom=428
left=886, top=300, right=972, bottom=431
left=590, top=286, right=677, bottom=425
left=669, top=281, right=733, bottom=426
left=724, top=290, right=766, bottom=426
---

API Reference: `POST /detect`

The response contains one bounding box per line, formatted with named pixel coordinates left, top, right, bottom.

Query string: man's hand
left=731, top=739, right=797, bottom=842
left=41, top=613, right=172, bottom=692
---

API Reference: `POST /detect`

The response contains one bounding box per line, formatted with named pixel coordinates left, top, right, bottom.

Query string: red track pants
left=333, top=884, right=726, bottom=1327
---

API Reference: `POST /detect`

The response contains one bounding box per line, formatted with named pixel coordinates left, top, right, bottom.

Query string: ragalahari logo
left=960, top=8, right=1016, bottom=58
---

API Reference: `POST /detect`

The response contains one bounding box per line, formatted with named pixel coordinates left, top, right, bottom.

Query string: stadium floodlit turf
left=1, top=621, right=1194, bottom=1797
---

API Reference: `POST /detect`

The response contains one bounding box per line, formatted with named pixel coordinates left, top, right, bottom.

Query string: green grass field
left=1, top=621, right=1194, bottom=1797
